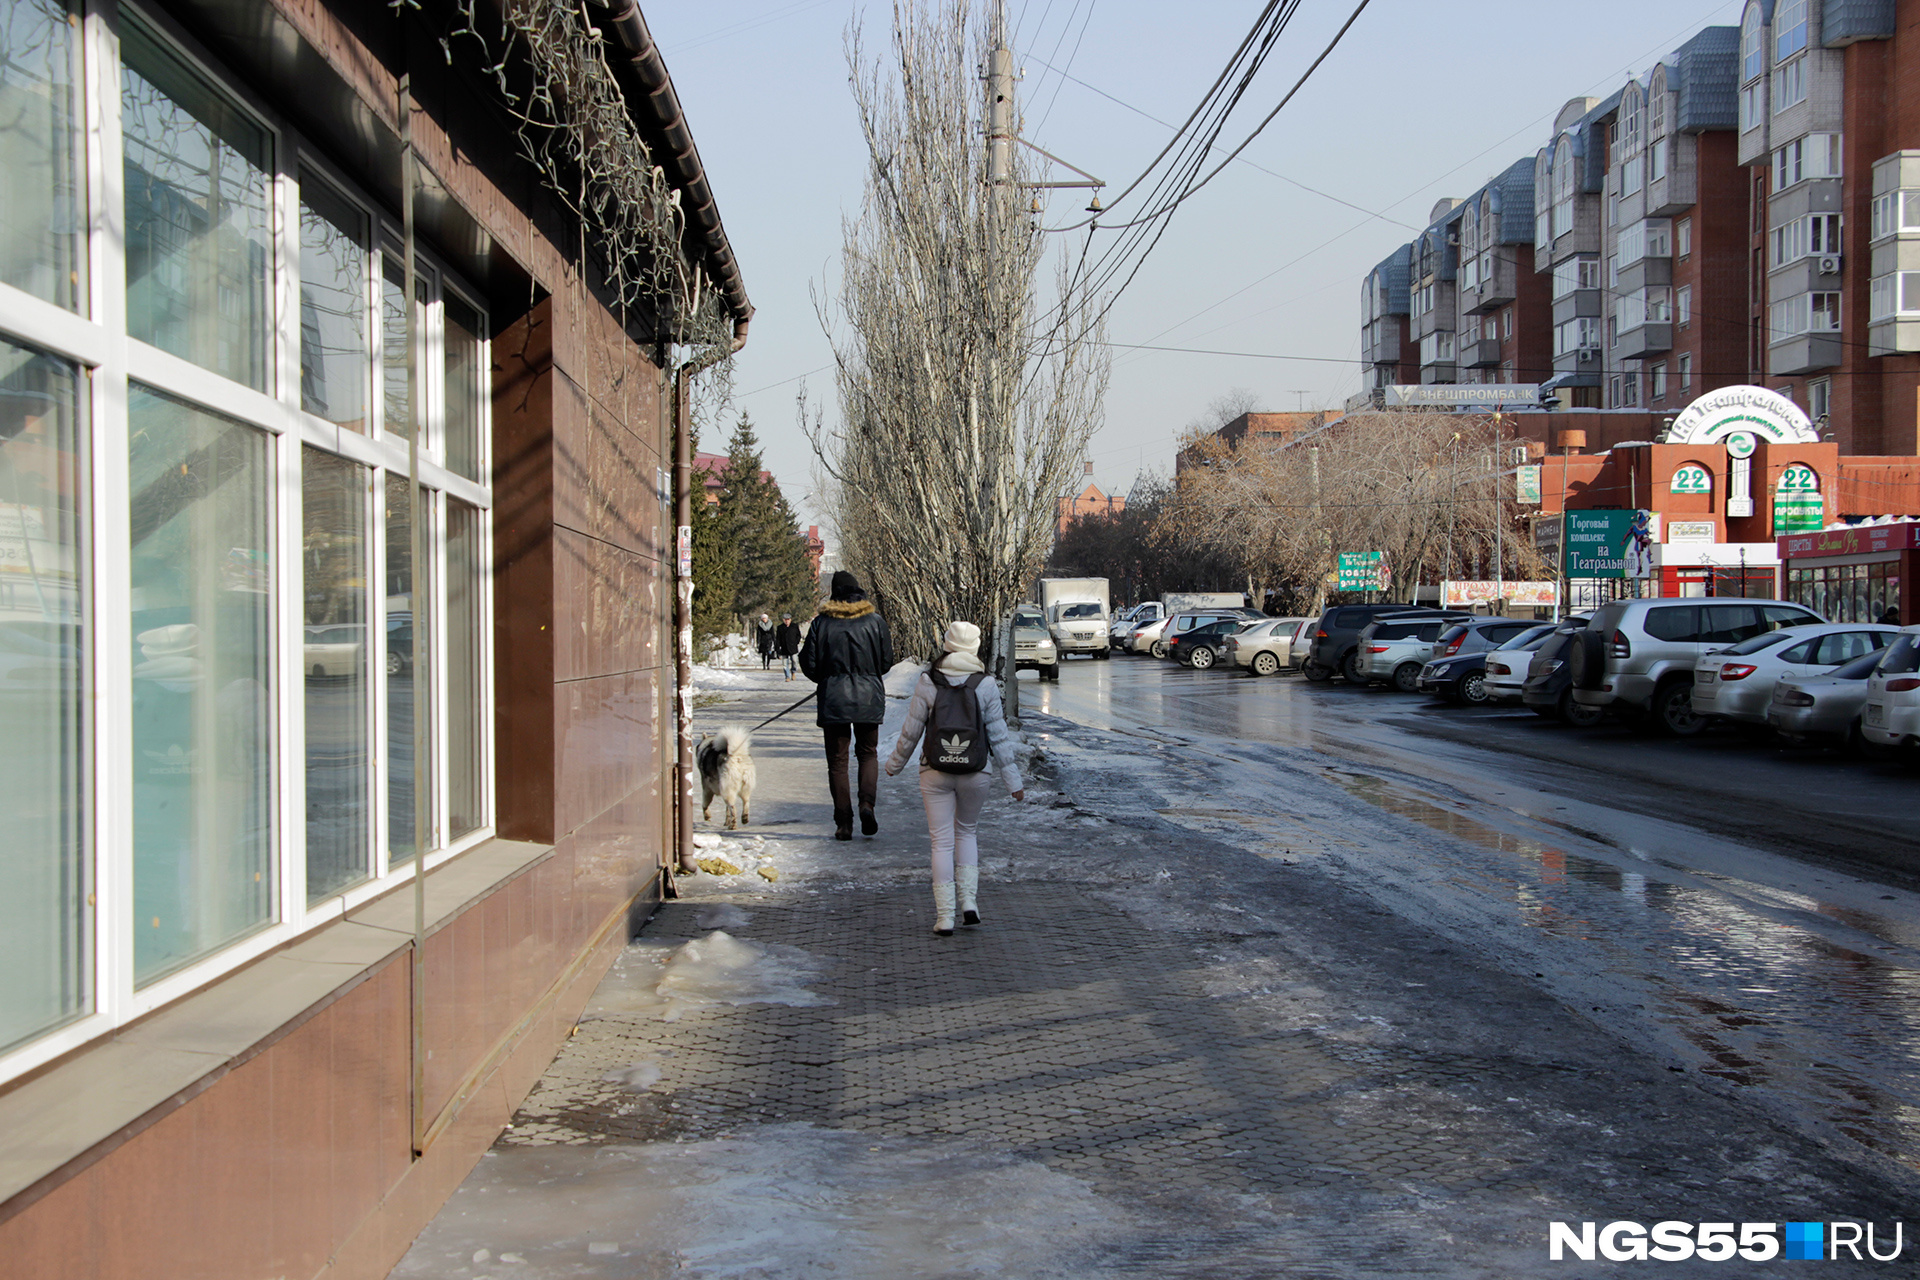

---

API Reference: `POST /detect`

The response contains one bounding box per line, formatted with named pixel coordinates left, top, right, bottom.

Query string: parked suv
left=1156, top=608, right=1263, bottom=658
left=1569, top=598, right=1823, bottom=735
left=1304, top=603, right=1431, bottom=683
left=1520, top=618, right=1595, bottom=725
left=1353, top=614, right=1466, bottom=691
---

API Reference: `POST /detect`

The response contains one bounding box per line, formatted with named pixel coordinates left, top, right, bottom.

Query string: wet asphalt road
left=1020, top=652, right=1920, bottom=1185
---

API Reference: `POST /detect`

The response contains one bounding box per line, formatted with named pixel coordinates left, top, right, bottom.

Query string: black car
left=1168, top=617, right=1251, bottom=668
left=1521, top=618, right=1598, bottom=724
left=1416, top=618, right=1544, bottom=703
left=1303, top=603, right=1435, bottom=683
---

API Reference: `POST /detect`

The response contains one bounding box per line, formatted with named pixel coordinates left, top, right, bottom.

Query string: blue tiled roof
left=1370, top=244, right=1412, bottom=314
left=1822, top=0, right=1896, bottom=45
left=1491, top=157, right=1537, bottom=243
left=1674, top=26, right=1739, bottom=131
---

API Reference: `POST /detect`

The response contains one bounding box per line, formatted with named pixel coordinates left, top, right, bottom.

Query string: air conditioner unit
left=1576, top=347, right=1598, bottom=362
left=1817, top=254, right=1842, bottom=274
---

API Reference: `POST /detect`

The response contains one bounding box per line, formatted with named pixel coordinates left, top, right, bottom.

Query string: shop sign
left=1772, top=464, right=1824, bottom=536
left=1671, top=463, right=1712, bottom=495
left=1442, top=580, right=1559, bottom=608
left=1381, top=385, right=1542, bottom=408
left=1778, top=521, right=1920, bottom=558
left=1336, top=550, right=1389, bottom=591
left=1564, top=509, right=1634, bottom=578
left=1667, top=520, right=1716, bottom=544
left=1514, top=465, right=1541, bottom=504
left=1660, top=385, right=1817, bottom=448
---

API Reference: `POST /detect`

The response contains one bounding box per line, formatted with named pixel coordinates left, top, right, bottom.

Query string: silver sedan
left=1767, top=647, right=1890, bottom=749
left=1692, top=623, right=1900, bottom=726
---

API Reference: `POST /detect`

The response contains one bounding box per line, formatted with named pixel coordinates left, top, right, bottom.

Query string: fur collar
left=819, top=598, right=875, bottom=619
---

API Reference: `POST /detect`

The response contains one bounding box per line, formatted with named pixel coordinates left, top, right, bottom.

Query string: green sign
left=1336, top=551, right=1387, bottom=591
left=1515, top=465, right=1541, bottom=504
left=1564, top=510, right=1633, bottom=578
left=1773, top=465, right=1823, bottom=535
left=1672, top=463, right=1712, bottom=495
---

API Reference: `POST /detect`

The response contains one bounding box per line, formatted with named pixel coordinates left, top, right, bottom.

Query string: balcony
left=1466, top=257, right=1516, bottom=312
left=1419, top=362, right=1458, bottom=384
left=1770, top=331, right=1842, bottom=375
left=1616, top=321, right=1673, bottom=359
left=1463, top=336, right=1503, bottom=368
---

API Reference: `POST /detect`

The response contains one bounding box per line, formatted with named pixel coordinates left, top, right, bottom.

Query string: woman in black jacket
left=799, top=571, right=895, bottom=840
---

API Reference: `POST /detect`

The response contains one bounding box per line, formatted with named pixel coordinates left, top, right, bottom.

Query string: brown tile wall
left=0, top=0, right=680, bottom=1273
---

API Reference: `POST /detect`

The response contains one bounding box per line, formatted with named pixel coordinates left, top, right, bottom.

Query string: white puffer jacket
left=884, top=660, right=1024, bottom=793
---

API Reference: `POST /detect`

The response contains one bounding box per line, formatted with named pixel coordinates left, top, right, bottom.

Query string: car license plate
left=1698, top=670, right=1715, bottom=684
left=1866, top=703, right=1887, bottom=727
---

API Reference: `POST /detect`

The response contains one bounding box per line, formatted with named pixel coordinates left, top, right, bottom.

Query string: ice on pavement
left=599, top=1060, right=662, bottom=1093
left=389, top=1124, right=1130, bottom=1279
left=583, top=931, right=831, bottom=1022
left=694, top=903, right=752, bottom=930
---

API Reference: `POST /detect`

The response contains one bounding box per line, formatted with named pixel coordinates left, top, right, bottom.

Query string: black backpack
left=922, top=672, right=990, bottom=774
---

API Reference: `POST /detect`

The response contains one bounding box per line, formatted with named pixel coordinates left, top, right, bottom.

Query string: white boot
left=931, top=881, right=956, bottom=936
left=956, top=866, right=981, bottom=927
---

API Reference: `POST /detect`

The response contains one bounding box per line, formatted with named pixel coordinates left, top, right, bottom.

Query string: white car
left=1481, top=624, right=1558, bottom=702
left=1862, top=627, right=1920, bottom=751
left=304, top=623, right=366, bottom=678
left=1691, top=623, right=1899, bottom=727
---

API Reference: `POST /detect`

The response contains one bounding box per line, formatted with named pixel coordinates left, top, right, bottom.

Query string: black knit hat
left=830, top=570, right=864, bottom=601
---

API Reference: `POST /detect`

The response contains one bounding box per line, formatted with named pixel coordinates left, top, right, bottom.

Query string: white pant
left=918, top=767, right=990, bottom=880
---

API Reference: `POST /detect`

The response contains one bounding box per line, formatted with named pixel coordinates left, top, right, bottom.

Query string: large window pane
left=0, top=340, right=86, bottom=1048
left=447, top=500, right=482, bottom=839
left=444, top=295, right=482, bottom=480
left=121, top=19, right=271, bottom=392
left=381, top=259, right=426, bottom=443
left=386, top=472, right=430, bottom=861
left=129, top=384, right=272, bottom=983
left=0, top=0, right=83, bottom=310
left=299, top=174, right=370, bottom=431
left=304, top=448, right=369, bottom=901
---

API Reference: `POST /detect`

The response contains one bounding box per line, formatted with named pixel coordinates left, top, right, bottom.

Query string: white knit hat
left=941, top=620, right=982, bottom=655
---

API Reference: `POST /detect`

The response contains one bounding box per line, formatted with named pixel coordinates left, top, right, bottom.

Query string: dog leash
left=747, top=687, right=817, bottom=733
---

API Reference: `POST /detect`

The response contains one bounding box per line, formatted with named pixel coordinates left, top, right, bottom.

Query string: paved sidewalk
left=395, top=670, right=1910, bottom=1278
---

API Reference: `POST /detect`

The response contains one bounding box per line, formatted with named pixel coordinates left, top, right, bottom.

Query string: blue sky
left=645, top=0, right=1750, bottom=530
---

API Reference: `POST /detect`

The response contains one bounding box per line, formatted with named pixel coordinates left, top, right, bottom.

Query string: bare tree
left=811, top=0, right=1110, bottom=656
left=1168, top=412, right=1551, bottom=615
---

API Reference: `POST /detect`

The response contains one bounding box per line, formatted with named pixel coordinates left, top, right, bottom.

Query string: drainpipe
left=672, top=318, right=748, bottom=879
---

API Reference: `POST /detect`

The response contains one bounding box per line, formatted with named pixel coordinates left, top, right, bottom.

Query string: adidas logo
left=941, top=734, right=969, bottom=753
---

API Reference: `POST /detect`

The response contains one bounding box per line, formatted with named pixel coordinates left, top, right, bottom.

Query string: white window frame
left=1869, top=189, right=1920, bottom=241
left=1870, top=271, right=1920, bottom=321
left=0, top=0, right=497, bottom=1085
left=1773, top=56, right=1808, bottom=112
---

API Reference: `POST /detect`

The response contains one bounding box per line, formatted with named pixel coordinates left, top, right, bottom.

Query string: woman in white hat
left=884, top=621, right=1025, bottom=935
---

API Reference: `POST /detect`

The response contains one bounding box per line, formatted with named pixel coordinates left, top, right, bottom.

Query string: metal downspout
left=672, top=319, right=748, bottom=881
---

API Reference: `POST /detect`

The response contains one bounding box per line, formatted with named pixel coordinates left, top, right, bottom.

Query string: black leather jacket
left=798, top=598, right=894, bottom=725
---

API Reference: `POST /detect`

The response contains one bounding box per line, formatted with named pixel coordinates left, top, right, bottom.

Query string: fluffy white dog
left=697, top=725, right=755, bottom=830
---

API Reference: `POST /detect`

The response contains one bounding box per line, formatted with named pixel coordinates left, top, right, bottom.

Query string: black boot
left=860, top=806, right=878, bottom=836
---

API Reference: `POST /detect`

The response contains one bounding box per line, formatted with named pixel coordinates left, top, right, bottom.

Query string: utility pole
left=1491, top=412, right=1503, bottom=610
left=984, top=7, right=1106, bottom=204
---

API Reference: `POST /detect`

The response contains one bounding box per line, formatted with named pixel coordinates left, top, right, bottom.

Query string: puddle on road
left=1325, top=768, right=1920, bottom=1173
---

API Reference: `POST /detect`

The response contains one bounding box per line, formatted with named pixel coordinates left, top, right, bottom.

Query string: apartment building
left=1409, top=200, right=1465, bottom=383
left=1534, top=95, right=1613, bottom=406
left=1360, top=243, right=1415, bottom=390
left=1453, top=157, right=1554, bottom=385
left=1601, top=28, right=1748, bottom=416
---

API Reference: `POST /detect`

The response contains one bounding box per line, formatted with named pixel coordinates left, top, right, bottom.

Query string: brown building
left=1176, top=411, right=1327, bottom=473
left=0, top=2, right=750, bottom=1277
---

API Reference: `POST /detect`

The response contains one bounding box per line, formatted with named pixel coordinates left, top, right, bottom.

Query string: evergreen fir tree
left=688, top=458, right=737, bottom=646
left=719, top=415, right=818, bottom=621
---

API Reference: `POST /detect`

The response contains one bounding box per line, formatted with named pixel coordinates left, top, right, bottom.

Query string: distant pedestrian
left=885, top=621, right=1025, bottom=936
left=1880, top=608, right=1901, bottom=625
left=755, top=613, right=777, bottom=669
left=776, top=612, right=802, bottom=681
left=799, top=571, right=894, bottom=841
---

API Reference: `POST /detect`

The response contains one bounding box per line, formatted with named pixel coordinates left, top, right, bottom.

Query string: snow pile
left=691, top=662, right=759, bottom=690
left=883, top=657, right=926, bottom=698
left=705, top=633, right=755, bottom=668
left=652, top=931, right=830, bottom=1021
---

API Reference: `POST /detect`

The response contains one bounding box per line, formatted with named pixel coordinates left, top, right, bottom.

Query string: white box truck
left=1037, top=577, right=1111, bottom=661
